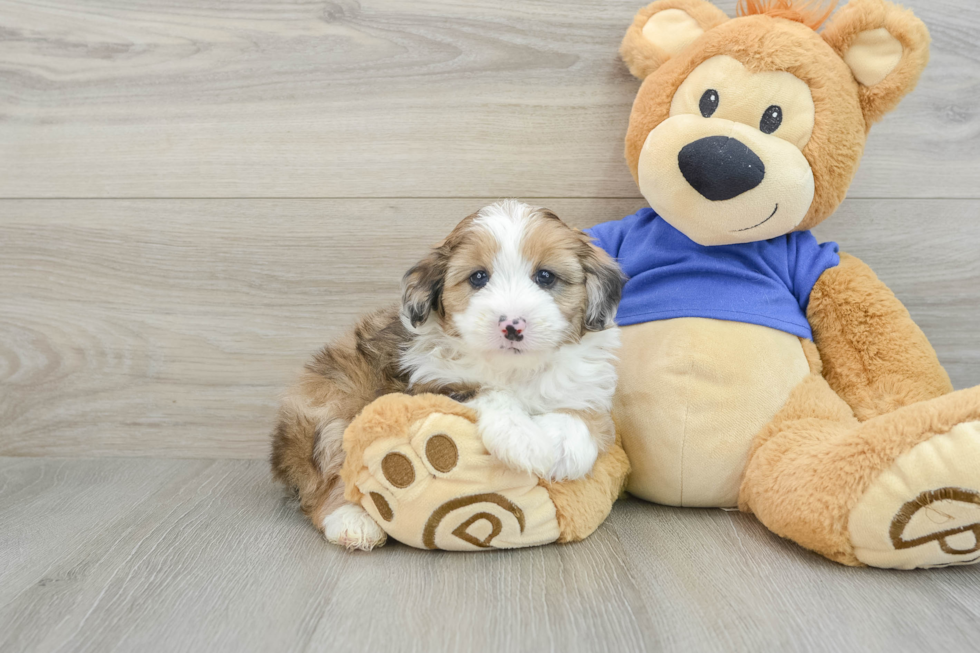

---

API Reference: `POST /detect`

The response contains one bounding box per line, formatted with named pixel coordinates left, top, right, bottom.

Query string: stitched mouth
left=732, top=204, right=779, bottom=233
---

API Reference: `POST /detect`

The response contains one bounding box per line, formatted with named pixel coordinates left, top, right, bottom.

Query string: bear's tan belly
left=614, top=318, right=810, bottom=508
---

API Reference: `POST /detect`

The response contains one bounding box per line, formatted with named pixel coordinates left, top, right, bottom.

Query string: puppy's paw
left=470, top=391, right=557, bottom=477
left=479, top=414, right=556, bottom=478
left=534, top=413, right=599, bottom=482
left=323, top=503, right=387, bottom=552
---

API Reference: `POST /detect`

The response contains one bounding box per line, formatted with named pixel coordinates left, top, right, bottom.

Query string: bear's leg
left=340, top=393, right=629, bottom=550
left=740, top=370, right=980, bottom=569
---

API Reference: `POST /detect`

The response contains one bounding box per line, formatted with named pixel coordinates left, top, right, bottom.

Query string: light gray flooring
left=2, top=0, right=980, bottom=651
left=1, top=456, right=979, bottom=653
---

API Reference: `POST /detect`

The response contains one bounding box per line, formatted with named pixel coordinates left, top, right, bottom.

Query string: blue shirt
left=585, top=208, right=840, bottom=340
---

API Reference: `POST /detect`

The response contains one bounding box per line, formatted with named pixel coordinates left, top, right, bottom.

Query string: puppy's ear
left=621, top=0, right=729, bottom=80
left=822, top=0, right=930, bottom=125
left=401, top=247, right=448, bottom=328
left=580, top=241, right=625, bottom=332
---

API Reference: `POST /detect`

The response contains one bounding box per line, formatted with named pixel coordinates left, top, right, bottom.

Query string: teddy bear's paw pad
left=354, top=412, right=561, bottom=551
left=849, top=421, right=980, bottom=569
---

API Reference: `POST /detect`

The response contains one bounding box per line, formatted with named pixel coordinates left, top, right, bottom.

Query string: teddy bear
left=340, top=0, right=980, bottom=569
left=586, top=0, right=980, bottom=569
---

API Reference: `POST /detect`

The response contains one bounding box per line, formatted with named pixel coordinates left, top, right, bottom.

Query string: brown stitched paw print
left=889, top=488, right=980, bottom=561
left=849, top=421, right=980, bottom=569
left=351, top=406, right=561, bottom=551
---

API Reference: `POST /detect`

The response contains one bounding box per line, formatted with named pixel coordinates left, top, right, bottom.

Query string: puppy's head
left=402, top=200, right=623, bottom=358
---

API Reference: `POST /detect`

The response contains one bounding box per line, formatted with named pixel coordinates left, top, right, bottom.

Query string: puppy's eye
left=760, top=105, right=783, bottom=134
left=469, top=270, right=489, bottom=289
left=534, top=269, right=557, bottom=288
left=699, top=89, right=719, bottom=118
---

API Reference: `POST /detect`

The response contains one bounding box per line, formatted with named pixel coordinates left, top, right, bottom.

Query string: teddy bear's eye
left=761, top=105, right=783, bottom=134
left=699, top=89, right=719, bottom=118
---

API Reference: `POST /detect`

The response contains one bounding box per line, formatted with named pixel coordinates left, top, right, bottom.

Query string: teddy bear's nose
left=678, top=136, right=766, bottom=202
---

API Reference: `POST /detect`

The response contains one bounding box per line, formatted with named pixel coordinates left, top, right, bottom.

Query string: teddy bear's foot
left=849, top=421, right=980, bottom=569
left=343, top=395, right=562, bottom=551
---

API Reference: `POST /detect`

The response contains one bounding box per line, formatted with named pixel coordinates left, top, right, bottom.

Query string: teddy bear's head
left=621, top=0, right=929, bottom=246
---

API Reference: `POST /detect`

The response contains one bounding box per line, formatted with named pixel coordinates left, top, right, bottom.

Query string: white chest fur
left=614, top=317, right=811, bottom=508
left=402, top=324, right=621, bottom=415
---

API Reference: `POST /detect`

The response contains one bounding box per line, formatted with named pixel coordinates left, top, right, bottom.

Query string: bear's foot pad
left=353, top=410, right=561, bottom=551
left=850, top=421, right=980, bottom=569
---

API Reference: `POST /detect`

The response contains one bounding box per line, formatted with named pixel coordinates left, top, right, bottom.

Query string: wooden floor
left=1, top=456, right=978, bottom=653
left=2, top=0, right=980, bottom=651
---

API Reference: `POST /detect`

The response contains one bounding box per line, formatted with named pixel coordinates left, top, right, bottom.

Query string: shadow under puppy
left=271, top=200, right=625, bottom=550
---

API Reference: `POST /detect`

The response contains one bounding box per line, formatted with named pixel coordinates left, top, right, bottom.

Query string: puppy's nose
left=499, top=316, right=526, bottom=342
left=678, top=136, right=765, bottom=201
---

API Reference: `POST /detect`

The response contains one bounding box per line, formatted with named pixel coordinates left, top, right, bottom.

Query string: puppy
left=271, top=200, right=624, bottom=550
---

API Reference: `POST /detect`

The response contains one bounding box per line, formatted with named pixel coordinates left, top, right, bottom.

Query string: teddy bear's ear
left=621, top=0, right=729, bottom=80
left=822, top=0, right=930, bottom=125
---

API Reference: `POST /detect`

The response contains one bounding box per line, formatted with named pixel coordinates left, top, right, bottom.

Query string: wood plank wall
left=1, top=0, right=978, bottom=458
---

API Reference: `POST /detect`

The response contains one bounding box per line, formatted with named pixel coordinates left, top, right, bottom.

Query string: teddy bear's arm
left=806, top=253, right=953, bottom=421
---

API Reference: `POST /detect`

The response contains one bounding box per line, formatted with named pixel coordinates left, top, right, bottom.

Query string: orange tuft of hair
left=737, top=0, right=838, bottom=31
